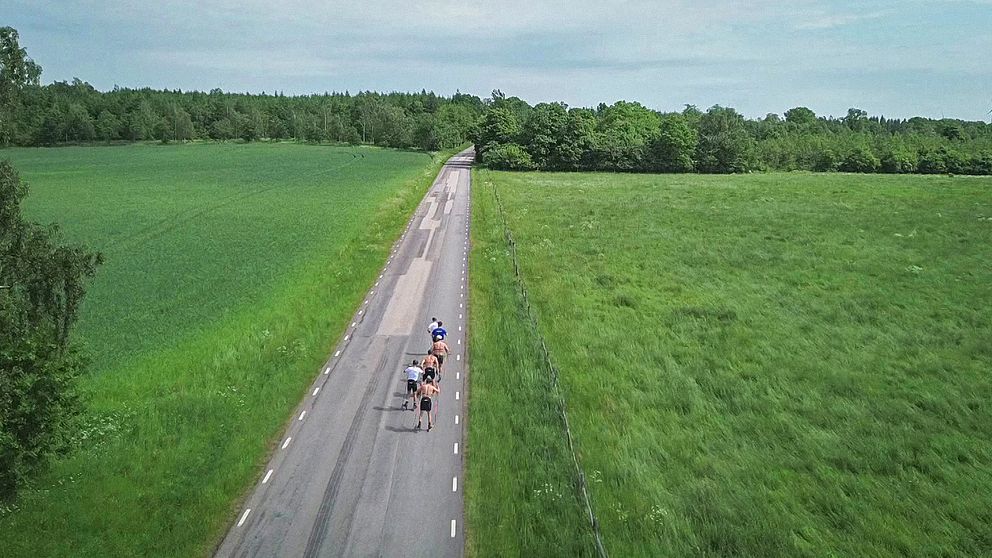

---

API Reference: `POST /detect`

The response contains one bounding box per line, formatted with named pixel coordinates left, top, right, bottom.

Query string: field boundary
left=486, top=176, right=609, bottom=558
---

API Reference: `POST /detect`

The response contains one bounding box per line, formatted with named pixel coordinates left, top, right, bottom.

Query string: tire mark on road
left=302, top=347, right=389, bottom=558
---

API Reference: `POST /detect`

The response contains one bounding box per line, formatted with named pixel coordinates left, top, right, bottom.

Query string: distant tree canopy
left=0, top=71, right=483, bottom=151
left=475, top=95, right=992, bottom=175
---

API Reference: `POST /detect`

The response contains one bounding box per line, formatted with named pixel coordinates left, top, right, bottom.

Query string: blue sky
left=6, top=0, right=992, bottom=120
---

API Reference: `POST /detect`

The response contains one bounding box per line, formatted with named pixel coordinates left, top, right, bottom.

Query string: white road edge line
left=298, top=410, right=306, bottom=421
left=455, top=415, right=459, bottom=425
left=456, top=354, right=461, bottom=361
left=238, top=509, right=251, bottom=527
left=452, top=477, right=458, bottom=492
left=456, top=372, right=460, bottom=380
left=450, top=519, right=456, bottom=538
left=334, top=350, right=341, bottom=357
left=282, top=437, right=292, bottom=449
left=344, top=335, right=350, bottom=341
left=456, top=391, right=460, bottom=400
left=262, top=469, right=273, bottom=484
left=454, top=443, right=459, bottom=455
left=312, top=387, right=320, bottom=396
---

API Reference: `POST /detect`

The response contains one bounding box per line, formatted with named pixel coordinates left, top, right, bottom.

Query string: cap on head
left=434, top=335, right=441, bottom=341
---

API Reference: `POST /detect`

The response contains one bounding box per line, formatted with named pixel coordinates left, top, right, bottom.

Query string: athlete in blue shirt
left=431, top=321, right=447, bottom=340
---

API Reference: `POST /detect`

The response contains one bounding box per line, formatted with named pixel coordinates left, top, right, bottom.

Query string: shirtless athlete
left=416, top=377, right=441, bottom=431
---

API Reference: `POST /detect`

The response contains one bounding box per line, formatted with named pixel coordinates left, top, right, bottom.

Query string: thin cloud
left=793, top=11, right=888, bottom=30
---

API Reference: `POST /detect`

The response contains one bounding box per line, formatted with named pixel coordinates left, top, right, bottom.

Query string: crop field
left=468, top=170, right=992, bottom=557
left=0, top=143, right=444, bottom=557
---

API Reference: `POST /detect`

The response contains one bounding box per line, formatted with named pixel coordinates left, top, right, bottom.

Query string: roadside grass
left=470, top=169, right=992, bottom=557
left=466, top=170, right=594, bottom=557
left=0, top=143, right=450, bottom=557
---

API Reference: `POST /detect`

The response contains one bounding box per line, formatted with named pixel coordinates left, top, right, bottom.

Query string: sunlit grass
left=470, top=169, right=992, bottom=557
left=0, top=143, right=447, bottom=557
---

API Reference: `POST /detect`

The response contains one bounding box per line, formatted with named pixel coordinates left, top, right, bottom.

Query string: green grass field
left=0, top=143, right=445, bottom=557
left=468, top=169, right=992, bottom=557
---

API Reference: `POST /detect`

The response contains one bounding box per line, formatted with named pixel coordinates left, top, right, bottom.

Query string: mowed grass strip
left=471, top=169, right=992, bottom=557
left=466, top=172, right=594, bottom=557
left=0, top=143, right=449, bottom=557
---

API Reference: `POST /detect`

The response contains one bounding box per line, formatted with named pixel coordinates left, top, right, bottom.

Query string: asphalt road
left=215, top=149, right=474, bottom=558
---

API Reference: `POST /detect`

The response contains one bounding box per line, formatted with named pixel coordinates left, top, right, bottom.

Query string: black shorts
left=420, top=397, right=432, bottom=412
left=407, top=379, right=418, bottom=394
left=424, top=367, right=437, bottom=381
left=437, top=354, right=445, bottom=366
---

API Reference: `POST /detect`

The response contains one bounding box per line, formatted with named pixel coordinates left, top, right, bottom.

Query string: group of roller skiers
left=401, top=317, right=450, bottom=431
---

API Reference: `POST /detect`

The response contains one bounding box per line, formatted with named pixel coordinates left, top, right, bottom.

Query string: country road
left=215, top=149, right=475, bottom=558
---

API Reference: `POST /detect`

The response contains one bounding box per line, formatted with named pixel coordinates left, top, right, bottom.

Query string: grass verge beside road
left=0, top=143, right=452, bottom=557
left=469, top=169, right=992, bottom=557
left=466, top=169, right=594, bottom=557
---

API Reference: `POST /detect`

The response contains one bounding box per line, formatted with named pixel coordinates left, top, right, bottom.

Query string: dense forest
left=0, top=78, right=484, bottom=151
left=475, top=93, right=992, bottom=175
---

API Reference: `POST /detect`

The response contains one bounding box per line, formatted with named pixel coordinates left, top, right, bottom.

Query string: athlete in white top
left=402, top=360, right=423, bottom=410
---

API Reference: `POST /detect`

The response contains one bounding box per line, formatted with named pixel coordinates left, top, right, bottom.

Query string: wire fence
left=488, top=180, right=609, bottom=558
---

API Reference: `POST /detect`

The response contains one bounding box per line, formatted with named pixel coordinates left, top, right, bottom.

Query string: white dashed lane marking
left=298, top=411, right=306, bottom=421
left=281, top=437, right=292, bottom=449
left=454, top=443, right=459, bottom=455
left=455, top=415, right=459, bottom=425
left=312, top=387, right=320, bottom=396
left=262, top=470, right=273, bottom=484
left=450, top=520, right=456, bottom=538
left=334, top=350, right=341, bottom=357
left=452, top=477, right=458, bottom=492
left=238, top=509, right=251, bottom=527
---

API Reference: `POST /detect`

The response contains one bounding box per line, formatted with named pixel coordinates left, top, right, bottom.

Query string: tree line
left=1, top=80, right=484, bottom=152
left=474, top=92, right=992, bottom=175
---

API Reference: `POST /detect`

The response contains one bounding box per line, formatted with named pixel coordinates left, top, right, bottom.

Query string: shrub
left=483, top=143, right=537, bottom=171
left=966, top=153, right=992, bottom=175
left=881, top=148, right=918, bottom=173
left=840, top=145, right=881, bottom=173
left=813, top=148, right=841, bottom=172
